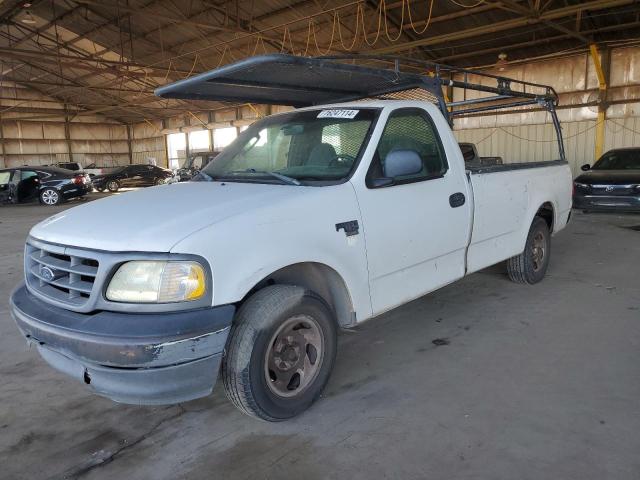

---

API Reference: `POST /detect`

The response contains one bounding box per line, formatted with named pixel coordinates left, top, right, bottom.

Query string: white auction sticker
left=317, top=109, right=359, bottom=119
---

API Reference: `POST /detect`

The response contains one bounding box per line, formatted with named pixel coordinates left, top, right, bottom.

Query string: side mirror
left=368, top=177, right=394, bottom=188
left=581, top=164, right=591, bottom=171
left=383, top=150, right=423, bottom=178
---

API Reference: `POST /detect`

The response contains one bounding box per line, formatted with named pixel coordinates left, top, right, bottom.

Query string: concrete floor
left=1, top=196, right=639, bottom=480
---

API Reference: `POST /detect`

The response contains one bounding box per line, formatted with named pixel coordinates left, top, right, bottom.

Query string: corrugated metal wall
left=0, top=119, right=130, bottom=168
left=454, top=115, right=640, bottom=178
left=452, top=46, right=640, bottom=178
left=131, top=120, right=166, bottom=167
left=454, top=120, right=601, bottom=176
left=604, top=115, right=640, bottom=152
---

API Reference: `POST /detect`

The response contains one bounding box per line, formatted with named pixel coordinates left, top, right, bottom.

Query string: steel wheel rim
left=531, top=231, right=546, bottom=272
left=42, top=190, right=58, bottom=205
left=264, top=314, right=324, bottom=398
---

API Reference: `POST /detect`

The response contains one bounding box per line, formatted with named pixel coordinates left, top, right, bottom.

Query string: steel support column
left=590, top=44, right=610, bottom=161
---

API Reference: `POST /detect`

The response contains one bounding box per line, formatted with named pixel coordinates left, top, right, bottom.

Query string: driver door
left=0, top=170, right=14, bottom=203
left=123, top=166, right=144, bottom=187
left=17, top=170, right=40, bottom=202
left=353, top=107, right=472, bottom=315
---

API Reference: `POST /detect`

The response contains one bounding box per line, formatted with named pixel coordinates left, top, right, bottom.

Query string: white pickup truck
left=10, top=55, right=572, bottom=421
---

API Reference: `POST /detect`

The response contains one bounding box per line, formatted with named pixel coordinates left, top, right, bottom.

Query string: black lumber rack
left=155, top=54, right=565, bottom=161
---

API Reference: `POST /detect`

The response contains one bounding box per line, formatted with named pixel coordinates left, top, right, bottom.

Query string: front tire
left=106, top=180, right=120, bottom=192
left=222, top=285, right=337, bottom=421
left=154, top=177, right=165, bottom=186
left=39, top=188, right=61, bottom=206
left=507, top=216, right=551, bottom=284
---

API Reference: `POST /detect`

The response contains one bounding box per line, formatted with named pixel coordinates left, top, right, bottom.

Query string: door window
left=20, top=170, right=39, bottom=181
left=0, top=171, right=10, bottom=186
left=368, top=109, right=448, bottom=186
left=192, top=155, right=204, bottom=169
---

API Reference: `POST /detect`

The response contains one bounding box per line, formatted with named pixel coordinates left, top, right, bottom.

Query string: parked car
left=0, top=166, right=92, bottom=206
left=92, top=164, right=173, bottom=192
left=49, top=161, right=83, bottom=172
left=573, top=148, right=640, bottom=212
left=10, top=55, right=572, bottom=421
left=171, top=151, right=219, bottom=182
left=46, top=161, right=116, bottom=178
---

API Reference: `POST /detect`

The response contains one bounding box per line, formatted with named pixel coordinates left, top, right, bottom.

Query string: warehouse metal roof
left=0, top=0, right=638, bottom=123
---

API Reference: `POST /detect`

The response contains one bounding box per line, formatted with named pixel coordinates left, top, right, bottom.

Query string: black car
left=0, top=166, right=92, bottom=206
left=92, top=164, right=173, bottom=192
left=573, top=148, right=640, bottom=213
left=174, top=151, right=219, bottom=182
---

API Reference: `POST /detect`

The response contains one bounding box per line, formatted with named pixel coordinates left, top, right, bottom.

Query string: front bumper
left=10, top=284, right=234, bottom=405
left=573, top=193, right=640, bottom=212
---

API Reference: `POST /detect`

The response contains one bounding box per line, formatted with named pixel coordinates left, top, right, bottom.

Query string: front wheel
left=222, top=285, right=337, bottom=421
left=507, top=216, right=551, bottom=284
left=106, top=180, right=120, bottom=192
left=39, top=188, right=61, bottom=206
left=154, top=177, right=166, bottom=186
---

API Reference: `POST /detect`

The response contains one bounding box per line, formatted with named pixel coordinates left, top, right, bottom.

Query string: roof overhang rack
left=155, top=54, right=564, bottom=161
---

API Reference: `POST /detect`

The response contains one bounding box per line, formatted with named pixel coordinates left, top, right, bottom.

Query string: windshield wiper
left=227, top=169, right=301, bottom=186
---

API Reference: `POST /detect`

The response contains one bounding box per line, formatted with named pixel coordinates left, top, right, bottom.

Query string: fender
left=170, top=182, right=374, bottom=322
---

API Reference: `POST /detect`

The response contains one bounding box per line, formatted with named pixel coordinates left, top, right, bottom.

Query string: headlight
left=106, top=261, right=206, bottom=303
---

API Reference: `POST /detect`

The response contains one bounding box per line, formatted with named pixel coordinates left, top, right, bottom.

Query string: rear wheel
left=507, top=216, right=551, bottom=284
left=39, top=188, right=61, bottom=206
left=106, top=180, right=120, bottom=192
left=222, top=285, right=337, bottom=421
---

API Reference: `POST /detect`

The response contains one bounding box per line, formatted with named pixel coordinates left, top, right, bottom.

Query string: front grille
left=590, top=184, right=636, bottom=196
left=25, top=242, right=99, bottom=307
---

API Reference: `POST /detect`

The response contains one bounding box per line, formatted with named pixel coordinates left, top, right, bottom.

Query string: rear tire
left=222, top=285, right=337, bottom=421
left=507, top=216, right=551, bottom=284
left=106, top=180, right=120, bottom=192
left=39, top=188, right=61, bottom=206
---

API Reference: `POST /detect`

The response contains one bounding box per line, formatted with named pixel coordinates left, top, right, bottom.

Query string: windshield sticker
left=317, top=109, right=359, bottom=119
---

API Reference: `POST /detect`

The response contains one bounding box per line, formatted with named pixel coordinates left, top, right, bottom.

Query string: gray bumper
left=10, top=284, right=235, bottom=405
left=573, top=194, right=640, bottom=212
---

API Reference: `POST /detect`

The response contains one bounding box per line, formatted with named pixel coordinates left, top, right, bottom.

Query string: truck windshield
left=200, top=108, right=379, bottom=184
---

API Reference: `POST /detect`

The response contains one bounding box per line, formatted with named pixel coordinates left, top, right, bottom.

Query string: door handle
left=449, top=192, right=466, bottom=208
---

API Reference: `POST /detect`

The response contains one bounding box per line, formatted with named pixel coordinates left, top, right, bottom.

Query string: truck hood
left=30, top=182, right=304, bottom=252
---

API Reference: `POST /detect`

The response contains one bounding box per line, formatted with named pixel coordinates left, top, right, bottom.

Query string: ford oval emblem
left=39, top=265, right=56, bottom=282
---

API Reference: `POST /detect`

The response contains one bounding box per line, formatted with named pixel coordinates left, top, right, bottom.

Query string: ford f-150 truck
left=10, top=55, right=572, bottom=421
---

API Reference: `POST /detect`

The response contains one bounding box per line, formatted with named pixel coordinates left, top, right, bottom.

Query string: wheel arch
left=240, top=262, right=356, bottom=328
left=535, top=201, right=555, bottom=233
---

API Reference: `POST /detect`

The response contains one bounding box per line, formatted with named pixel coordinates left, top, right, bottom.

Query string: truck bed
left=465, top=160, right=573, bottom=274
left=466, top=159, right=568, bottom=174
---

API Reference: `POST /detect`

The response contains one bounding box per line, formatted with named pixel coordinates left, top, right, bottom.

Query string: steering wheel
left=328, top=153, right=356, bottom=167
